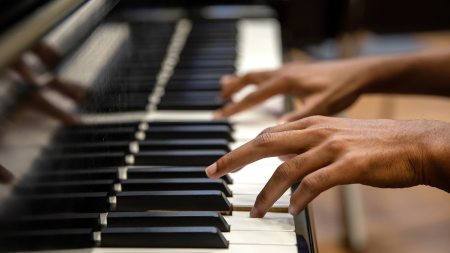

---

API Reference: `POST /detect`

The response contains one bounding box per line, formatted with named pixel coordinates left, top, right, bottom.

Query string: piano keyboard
left=0, top=14, right=314, bottom=253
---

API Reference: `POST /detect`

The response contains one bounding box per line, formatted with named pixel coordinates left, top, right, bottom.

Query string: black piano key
left=101, top=226, right=228, bottom=248
left=179, top=54, right=236, bottom=61
left=161, top=90, right=222, bottom=99
left=17, top=192, right=110, bottom=213
left=148, top=120, right=232, bottom=130
left=30, top=167, right=119, bottom=181
left=45, top=141, right=130, bottom=154
left=0, top=228, right=94, bottom=251
left=139, top=139, right=230, bottom=152
left=108, top=75, right=156, bottom=83
left=158, top=99, right=225, bottom=110
left=173, top=67, right=235, bottom=75
left=37, top=153, right=126, bottom=169
left=126, top=166, right=233, bottom=184
left=165, top=82, right=221, bottom=91
left=53, top=127, right=137, bottom=143
left=15, top=179, right=115, bottom=194
left=114, top=190, right=232, bottom=212
left=83, top=99, right=149, bottom=113
left=102, top=83, right=156, bottom=93
left=170, top=73, right=226, bottom=81
left=184, top=41, right=236, bottom=48
left=180, top=47, right=236, bottom=57
left=63, top=122, right=140, bottom=130
left=175, top=59, right=236, bottom=68
left=132, top=150, right=226, bottom=166
left=120, top=178, right=232, bottom=197
left=107, top=211, right=230, bottom=232
left=144, top=125, right=233, bottom=141
left=11, top=213, right=100, bottom=230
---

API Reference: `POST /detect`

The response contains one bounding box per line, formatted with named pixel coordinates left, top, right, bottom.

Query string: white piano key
left=225, top=213, right=294, bottom=232
left=237, top=19, right=282, bottom=73
left=229, top=183, right=290, bottom=196
left=145, top=110, right=214, bottom=121
left=224, top=230, right=296, bottom=245
left=229, top=157, right=281, bottom=184
left=229, top=194, right=290, bottom=211
left=92, top=244, right=298, bottom=253
left=81, top=112, right=147, bottom=124
left=230, top=211, right=291, bottom=218
left=20, top=245, right=299, bottom=253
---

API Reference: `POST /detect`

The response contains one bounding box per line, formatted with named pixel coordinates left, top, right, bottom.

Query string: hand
left=206, top=116, right=450, bottom=217
left=47, top=78, right=88, bottom=103
left=0, top=164, right=14, bottom=184
left=215, top=57, right=383, bottom=122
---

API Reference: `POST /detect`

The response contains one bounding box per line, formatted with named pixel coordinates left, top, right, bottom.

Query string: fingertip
left=205, top=163, right=217, bottom=178
left=220, top=75, right=236, bottom=85
left=250, top=206, right=265, bottom=218
left=213, top=110, right=225, bottom=119
left=288, top=205, right=300, bottom=216
left=277, top=118, right=288, bottom=125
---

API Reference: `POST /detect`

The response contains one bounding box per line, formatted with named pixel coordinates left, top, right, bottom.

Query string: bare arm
left=215, top=48, right=450, bottom=121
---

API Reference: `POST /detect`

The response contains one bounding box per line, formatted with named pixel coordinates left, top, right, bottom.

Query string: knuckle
left=301, top=115, right=327, bottom=127
left=300, top=175, right=320, bottom=194
left=325, top=136, right=347, bottom=152
left=254, top=132, right=275, bottom=147
left=273, top=164, right=292, bottom=181
left=310, top=127, right=333, bottom=139
left=258, top=126, right=277, bottom=136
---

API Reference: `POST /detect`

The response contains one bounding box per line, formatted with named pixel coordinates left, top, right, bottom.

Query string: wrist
left=422, top=120, right=450, bottom=192
left=358, top=54, right=416, bottom=94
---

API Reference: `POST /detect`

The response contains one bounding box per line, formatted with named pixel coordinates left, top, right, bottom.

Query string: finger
left=30, top=94, right=81, bottom=125
left=215, top=76, right=289, bottom=118
left=250, top=147, right=335, bottom=218
left=288, top=161, right=351, bottom=215
left=0, top=164, right=14, bottom=184
left=205, top=129, right=321, bottom=178
left=47, top=78, right=88, bottom=103
left=279, top=101, right=325, bottom=123
left=221, top=70, right=275, bottom=99
left=258, top=115, right=330, bottom=136
left=278, top=154, right=296, bottom=161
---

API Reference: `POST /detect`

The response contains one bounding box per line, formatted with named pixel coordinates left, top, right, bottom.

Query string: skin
left=1, top=55, right=84, bottom=183
left=207, top=48, right=450, bottom=217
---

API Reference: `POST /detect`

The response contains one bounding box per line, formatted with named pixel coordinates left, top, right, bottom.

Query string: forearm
left=423, top=120, right=450, bottom=192
left=361, top=48, right=450, bottom=97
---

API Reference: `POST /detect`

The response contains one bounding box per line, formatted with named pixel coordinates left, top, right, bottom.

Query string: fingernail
left=213, top=110, right=224, bottom=119
left=278, top=118, right=287, bottom=125
left=288, top=206, right=299, bottom=216
left=205, top=163, right=217, bottom=177
left=221, top=75, right=234, bottom=83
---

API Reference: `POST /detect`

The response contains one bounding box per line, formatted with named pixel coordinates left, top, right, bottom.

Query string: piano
left=0, top=1, right=318, bottom=252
